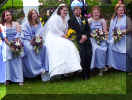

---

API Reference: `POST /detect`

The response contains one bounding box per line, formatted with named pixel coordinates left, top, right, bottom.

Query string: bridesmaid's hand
left=5, top=38, right=10, bottom=46
left=0, top=27, right=2, bottom=32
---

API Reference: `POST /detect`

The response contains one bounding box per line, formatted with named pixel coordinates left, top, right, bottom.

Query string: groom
left=68, top=0, right=92, bottom=80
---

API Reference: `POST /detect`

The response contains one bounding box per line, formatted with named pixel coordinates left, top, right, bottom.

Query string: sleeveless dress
left=5, top=24, right=24, bottom=83
left=107, top=15, right=126, bottom=71
left=22, top=22, right=49, bottom=81
left=88, top=18, right=108, bottom=69
left=0, top=34, right=6, bottom=83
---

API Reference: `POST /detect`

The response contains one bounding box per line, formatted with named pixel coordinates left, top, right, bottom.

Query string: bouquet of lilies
left=10, top=39, right=23, bottom=57
left=92, top=29, right=107, bottom=45
left=113, top=28, right=125, bottom=43
left=31, top=35, right=43, bottom=54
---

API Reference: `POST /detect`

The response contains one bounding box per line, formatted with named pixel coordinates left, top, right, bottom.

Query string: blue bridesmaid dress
left=107, top=14, right=126, bottom=71
left=22, top=22, right=49, bottom=81
left=89, top=18, right=108, bottom=70
left=126, top=34, right=132, bottom=72
left=5, top=24, right=24, bottom=83
left=0, top=34, right=6, bottom=83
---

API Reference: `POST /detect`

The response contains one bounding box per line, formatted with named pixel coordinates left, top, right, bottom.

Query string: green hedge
left=0, top=0, right=23, bottom=13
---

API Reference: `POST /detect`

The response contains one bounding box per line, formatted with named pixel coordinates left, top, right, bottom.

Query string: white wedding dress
left=41, top=6, right=82, bottom=78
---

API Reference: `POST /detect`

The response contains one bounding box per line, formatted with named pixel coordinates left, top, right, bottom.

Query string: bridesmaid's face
left=92, top=9, right=100, bottom=20
left=60, top=7, right=68, bottom=18
left=32, top=10, right=38, bottom=20
left=4, top=12, right=12, bottom=22
left=117, top=6, right=125, bottom=17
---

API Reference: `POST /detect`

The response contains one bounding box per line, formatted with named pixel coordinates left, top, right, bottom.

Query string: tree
left=100, top=0, right=111, bottom=4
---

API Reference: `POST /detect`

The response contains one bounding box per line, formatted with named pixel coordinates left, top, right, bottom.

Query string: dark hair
left=28, top=9, right=40, bottom=25
left=1, top=10, right=13, bottom=25
left=57, top=4, right=67, bottom=15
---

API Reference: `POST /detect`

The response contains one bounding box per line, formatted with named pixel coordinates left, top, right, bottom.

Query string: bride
left=41, top=4, right=82, bottom=78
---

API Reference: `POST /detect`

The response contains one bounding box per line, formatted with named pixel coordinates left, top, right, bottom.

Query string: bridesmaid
left=0, top=25, right=6, bottom=84
left=107, top=4, right=131, bottom=71
left=88, top=6, right=108, bottom=76
left=1, top=10, right=24, bottom=85
left=22, top=9, right=49, bottom=81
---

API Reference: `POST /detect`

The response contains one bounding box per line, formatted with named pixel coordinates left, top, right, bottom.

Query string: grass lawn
left=0, top=85, right=6, bottom=100
left=5, top=71, right=126, bottom=94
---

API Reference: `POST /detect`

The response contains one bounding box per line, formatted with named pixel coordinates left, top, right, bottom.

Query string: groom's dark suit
left=68, top=15, right=92, bottom=79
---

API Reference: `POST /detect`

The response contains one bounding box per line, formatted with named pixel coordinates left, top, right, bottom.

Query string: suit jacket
left=68, top=15, right=91, bottom=46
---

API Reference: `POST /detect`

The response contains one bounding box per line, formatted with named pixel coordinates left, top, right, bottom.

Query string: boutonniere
left=82, top=20, right=86, bottom=25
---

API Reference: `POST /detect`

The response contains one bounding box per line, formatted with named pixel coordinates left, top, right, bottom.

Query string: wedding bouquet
left=31, top=35, right=43, bottom=54
left=65, top=28, right=79, bottom=50
left=65, top=28, right=76, bottom=41
left=9, top=39, right=23, bottom=57
left=92, top=29, right=107, bottom=45
left=113, top=28, right=125, bottom=43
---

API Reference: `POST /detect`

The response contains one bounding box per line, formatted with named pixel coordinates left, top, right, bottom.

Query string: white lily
left=15, top=40, right=20, bottom=46
left=117, top=29, right=122, bottom=35
left=35, top=36, right=41, bottom=43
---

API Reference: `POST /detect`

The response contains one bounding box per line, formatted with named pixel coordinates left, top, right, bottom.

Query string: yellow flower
left=40, top=17, right=43, bottom=22
left=82, top=20, right=86, bottom=25
left=65, top=29, right=76, bottom=38
left=42, top=22, right=45, bottom=26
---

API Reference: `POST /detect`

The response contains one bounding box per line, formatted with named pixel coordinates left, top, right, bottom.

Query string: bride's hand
left=62, top=35, right=66, bottom=38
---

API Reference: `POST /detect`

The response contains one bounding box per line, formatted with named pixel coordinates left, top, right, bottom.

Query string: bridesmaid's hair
left=57, top=4, right=68, bottom=15
left=1, top=10, right=13, bottom=25
left=112, top=3, right=126, bottom=19
left=91, top=6, right=103, bottom=18
left=28, top=9, right=40, bottom=25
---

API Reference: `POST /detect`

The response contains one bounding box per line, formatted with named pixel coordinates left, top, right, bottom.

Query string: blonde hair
left=112, top=3, right=126, bottom=19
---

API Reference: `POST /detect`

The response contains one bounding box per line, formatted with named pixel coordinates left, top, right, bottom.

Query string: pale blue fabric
left=0, top=41, right=6, bottom=83
left=5, top=25, right=24, bottom=82
left=22, top=22, right=49, bottom=81
left=126, top=34, right=132, bottom=72
left=107, top=14, right=126, bottom=71
left=89, top=19, right=108, bottom=69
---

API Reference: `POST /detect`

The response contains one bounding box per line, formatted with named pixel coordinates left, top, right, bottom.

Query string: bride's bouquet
left=31, top=35, right=43, bottom=54
left=9, top=39, right=23, bottom=57
left=65, top=28, right=76, bottom=41
left=92, top=29, right=108, bottom=45
left=65, top=28, right=79, bottom=49
left=113, top=28, right=125, bottom=43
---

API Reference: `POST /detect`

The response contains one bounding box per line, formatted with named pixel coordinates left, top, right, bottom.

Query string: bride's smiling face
left=60, top=7, right=68, bottom=18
